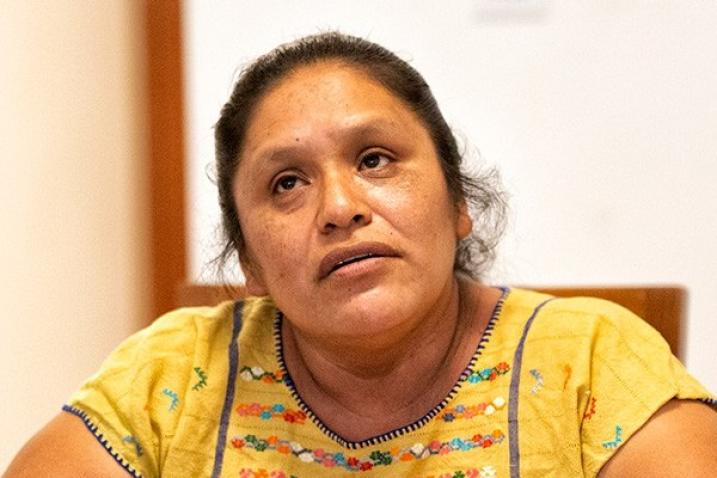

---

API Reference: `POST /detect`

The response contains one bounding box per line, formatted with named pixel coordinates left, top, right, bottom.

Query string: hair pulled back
left=215, top=31, right=505, bottom=279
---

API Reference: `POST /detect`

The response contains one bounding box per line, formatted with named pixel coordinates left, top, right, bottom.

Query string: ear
left=240, top=254, right=269, bottom=297
left=455, top=201, right=473, bottom=241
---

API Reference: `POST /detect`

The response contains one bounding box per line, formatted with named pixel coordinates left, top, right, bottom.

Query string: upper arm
left=3, top=412, right=133, bottom=478
left=599, top=399, right=717, bottom=478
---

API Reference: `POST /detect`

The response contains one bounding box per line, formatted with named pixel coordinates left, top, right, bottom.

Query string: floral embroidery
left=231, top=431, right=505, bottom=471
left=162, top=388, right=179, bottom=411
left=122, top=435, right=143, bottom=457
left=529, top=369, right=544, bottom=394
left=440, top=396, right=506, bottom=421
left=601, top=425, right=623, bottom=449
left=238, top=469, right=298, bottom=478
left=419, top=467, right=495, bottom=478
left=465, top=362, right=510, bottom=384
left=236, top=402, right=307, bottom=424
left=239, top=365, right=286, bottom=383
left=479, top=465, right=497, bottom=478
left=583, top=396, right=597, bottom=421
left=192, top=367, right=208, bottom=390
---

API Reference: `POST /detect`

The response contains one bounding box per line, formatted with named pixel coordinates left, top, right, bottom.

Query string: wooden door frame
left=144, top=1, right=187, bottom=319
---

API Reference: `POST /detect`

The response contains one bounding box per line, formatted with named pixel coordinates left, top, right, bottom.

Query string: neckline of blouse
left=271, top=286, right=513, bottom=449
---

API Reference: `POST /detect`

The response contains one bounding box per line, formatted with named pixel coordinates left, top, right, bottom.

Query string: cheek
left=390, top=203, right=458, bottom=281
left=242, top=212, right=308, bottom=278
left=369, top=172, right=458, bottom=247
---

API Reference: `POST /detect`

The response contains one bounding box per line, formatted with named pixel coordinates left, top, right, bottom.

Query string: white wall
left=0, top=0, right=150, bottom=470
left=183, top=0, right=717, bottom=391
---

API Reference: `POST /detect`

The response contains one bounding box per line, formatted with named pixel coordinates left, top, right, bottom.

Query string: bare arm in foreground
left=599, top=399, right=717, bottom=477
left=3, top=412, right=128, bottom=478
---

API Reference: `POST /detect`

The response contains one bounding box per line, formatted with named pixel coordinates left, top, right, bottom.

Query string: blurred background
left=2, top=0, right=716, bottom=470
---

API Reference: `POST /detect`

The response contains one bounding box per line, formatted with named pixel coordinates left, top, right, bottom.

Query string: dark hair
left=215, top=31, right=505, bottom=279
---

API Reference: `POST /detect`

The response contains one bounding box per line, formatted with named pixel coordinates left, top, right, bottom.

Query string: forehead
left=258, top=60, right=403, bottom=114
left=240, top=61, right=427, bottom=154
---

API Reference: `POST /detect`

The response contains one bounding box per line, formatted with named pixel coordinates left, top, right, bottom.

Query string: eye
left=359, top=151, right=391, bottom=170
left=272, top=174, right=305, bottom=194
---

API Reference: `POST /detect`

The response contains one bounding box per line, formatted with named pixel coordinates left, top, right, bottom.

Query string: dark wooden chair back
left=176, top=283, right=685, bottom=359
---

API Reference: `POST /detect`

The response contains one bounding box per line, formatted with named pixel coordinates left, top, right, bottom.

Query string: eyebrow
left=251, top=116, right=404, bottom=167
left=334, top=118, right=403, bottom=141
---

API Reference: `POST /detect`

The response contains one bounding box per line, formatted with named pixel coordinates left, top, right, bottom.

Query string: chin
left=324, top=286, right=427, bottom=336
left=321, top=313, right=411, bottom=346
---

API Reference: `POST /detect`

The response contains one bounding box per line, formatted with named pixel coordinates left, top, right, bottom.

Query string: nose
left=316, top=171, right=371, bottom=234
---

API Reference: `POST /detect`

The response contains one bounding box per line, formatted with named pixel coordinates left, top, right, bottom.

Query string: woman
left=6, top=32, right=717, bottom=477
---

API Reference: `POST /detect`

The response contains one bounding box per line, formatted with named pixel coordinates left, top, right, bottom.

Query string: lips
left=318, top=241, right=400, bottom=279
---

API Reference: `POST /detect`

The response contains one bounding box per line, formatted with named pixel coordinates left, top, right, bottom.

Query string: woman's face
left=233, top=61, right=471, bottom=341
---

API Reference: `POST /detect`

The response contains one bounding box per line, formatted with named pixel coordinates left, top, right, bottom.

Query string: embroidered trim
left=162, top=388, right=179, bottom=411
left=464, top=362, right=511, bottom=384
left=61, top=405, right=142, bottom=478
left=235, top=402, right=307, bottom=424
left=192, top=366, right=208, bottom=390
left=440, top=396, right=506, bottom=422
left=601, top=425, right=623, bottom=449
left=417, top=467, right=496, bottom=478
left=239, top=470, right=299, bottom=478
left=529, top=369, right=544, bottom=395
left=562, top=364, right=572, bottom=390
left=700, top=397, right=717, bottom=408
left=122, top=435, right=143, bottom=457
left=239, top=365, right=286, bottom=383
left=273, top=287, right=511, bottom=449
left=478, top=466, right=497, bottom=478
left=231, top=431, right=505, bottom=471
left=583, top=396, right=597, bottom=421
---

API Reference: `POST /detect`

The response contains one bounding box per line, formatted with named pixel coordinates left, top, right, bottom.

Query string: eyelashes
left=269, top=149, right=396, bottom=196
left=272, top=174, right=304, bottom=194
left=359, top=151, right=392, bottom=171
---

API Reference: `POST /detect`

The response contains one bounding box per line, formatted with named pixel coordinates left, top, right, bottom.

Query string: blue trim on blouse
left=210, top=301, right=244, bottom=478
left=62, top=404, right=142, bottom=478
left=508, top=298, right=554, bottom=478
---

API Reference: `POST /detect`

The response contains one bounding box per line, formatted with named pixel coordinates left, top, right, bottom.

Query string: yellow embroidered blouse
left=64, top=288, right=715, bottom=477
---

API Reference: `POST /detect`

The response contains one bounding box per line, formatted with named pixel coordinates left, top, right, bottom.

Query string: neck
left=280, top=277, right=490, bottom=439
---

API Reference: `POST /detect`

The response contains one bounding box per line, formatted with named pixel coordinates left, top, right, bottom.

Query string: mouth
left=331, top=253, right=380, bottom=273
left=318, top=242, right=400, bottom=280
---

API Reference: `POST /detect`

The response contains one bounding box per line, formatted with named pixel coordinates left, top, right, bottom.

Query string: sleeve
left=63, top=309, right=203, bottom=478
left=579, top=299, right=717, bottom=476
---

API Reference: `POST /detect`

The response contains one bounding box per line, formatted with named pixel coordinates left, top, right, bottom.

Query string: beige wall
left=0, top=0, right=150, bottom=469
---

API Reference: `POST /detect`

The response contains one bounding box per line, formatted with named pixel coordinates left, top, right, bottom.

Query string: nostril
left=352, top=214, right=364, bottom=223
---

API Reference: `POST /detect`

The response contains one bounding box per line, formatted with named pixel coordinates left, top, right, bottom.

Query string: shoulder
left=140, top=300, right=238, bottom=346
left=513, top=290, right=667, bottom=352
left=506, top=290, right=716, bottom=475
left=502, top=287, right=640, bottom=322
left=81, top=301, right=239, bottom=377
left=502, top=288, right=657, bottom=343
left=513, top=291, right=683, bottom=402
left=60, top=300, right=251, bottom=476
left=74, top=296, right=277, bottom=390
left=537, top=293, right=652, bottom=330
left=6, top=298, right=277, bottom=478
